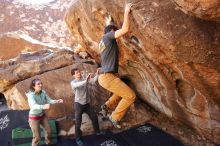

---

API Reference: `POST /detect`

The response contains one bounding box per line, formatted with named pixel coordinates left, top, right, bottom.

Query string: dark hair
left=104, top=25, right=118, bottom=34
left=71, top=68, right=79, bottom=76
left=29, top=78, right=41, bottom=91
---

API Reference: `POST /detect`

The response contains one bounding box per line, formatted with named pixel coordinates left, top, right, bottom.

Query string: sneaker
left=108, top=115, right=121, bottom=129
left=100, top=104, right=108, bottom=117
left=76, top=138, right=83, bottom=146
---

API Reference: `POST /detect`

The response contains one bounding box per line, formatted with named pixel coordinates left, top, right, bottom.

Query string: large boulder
left=172, top=0, right=220, bottom=22
left=65, top=0, right=220, bottom=144
left=0, top=49, right=75, bottom=92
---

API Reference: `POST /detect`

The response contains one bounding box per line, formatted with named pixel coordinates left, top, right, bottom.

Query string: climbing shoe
left=108, top=115, right=121, bottom=129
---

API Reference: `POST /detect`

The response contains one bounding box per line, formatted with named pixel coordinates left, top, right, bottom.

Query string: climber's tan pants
left=29, top=116, right=52, bottom=146
left=98, top=73, right=136, bottom=122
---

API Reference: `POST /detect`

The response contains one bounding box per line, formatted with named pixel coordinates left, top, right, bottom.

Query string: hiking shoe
left=76, top=138, right=83, bottom=146
left=100, top=104, right=108, bottom=117
left=108, top=115, right=121, bottom=129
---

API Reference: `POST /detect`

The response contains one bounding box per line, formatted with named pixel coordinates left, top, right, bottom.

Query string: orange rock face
left=0, top=36, right=47, bottom=60
left=172, top=0, right=220, bottom=22
left=65, top=0, right=220, bottom=144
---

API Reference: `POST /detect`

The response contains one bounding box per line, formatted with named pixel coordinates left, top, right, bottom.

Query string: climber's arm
left=114, top=3, right=132, bottom=38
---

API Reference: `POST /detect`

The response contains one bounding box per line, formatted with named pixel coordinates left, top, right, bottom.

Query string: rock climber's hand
left=96, top=68, right=101, bottom=75
left=125, top=3, right=133, bottom=14
left=57, top=99, right=64, bottom=103
left=43, top=104, right=50, bottom=109
left=86, top=73, right=92, bottom=81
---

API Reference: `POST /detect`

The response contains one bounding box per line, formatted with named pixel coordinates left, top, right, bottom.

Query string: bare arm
left=114, top=3, right=132, bottom=38
left=45, top=92, right=63, bottom=104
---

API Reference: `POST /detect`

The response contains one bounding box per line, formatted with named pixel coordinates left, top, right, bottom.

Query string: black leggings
left=74, top=102, right=100, bottom=140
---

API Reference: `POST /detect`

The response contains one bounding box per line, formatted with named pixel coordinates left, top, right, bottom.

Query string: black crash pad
left=48, top=124, right=183, bottom=146
left=46, top=130, right=125, bottom=146
left=0, top=110, right=29, bottom=146
left=0, top=110, right=184, bottom=146
left=117, top=123, right=184, bottom=146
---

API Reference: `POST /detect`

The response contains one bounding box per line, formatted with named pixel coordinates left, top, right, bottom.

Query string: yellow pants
left=29, top=116, right=52, bottom=146
left=98, top=73, right=136, bottom=122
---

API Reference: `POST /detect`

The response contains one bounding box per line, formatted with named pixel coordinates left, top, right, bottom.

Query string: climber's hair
left=30, top=78, right=41, bottom=91
left=104, top=25, right=118, bottom=34
left=71, top=67, right=79, bottom=76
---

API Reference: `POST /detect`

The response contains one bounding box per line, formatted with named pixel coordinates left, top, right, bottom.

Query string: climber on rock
left=70, top=67, right=102, bottom=146
left=98, top=3, right=136, bottom=129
